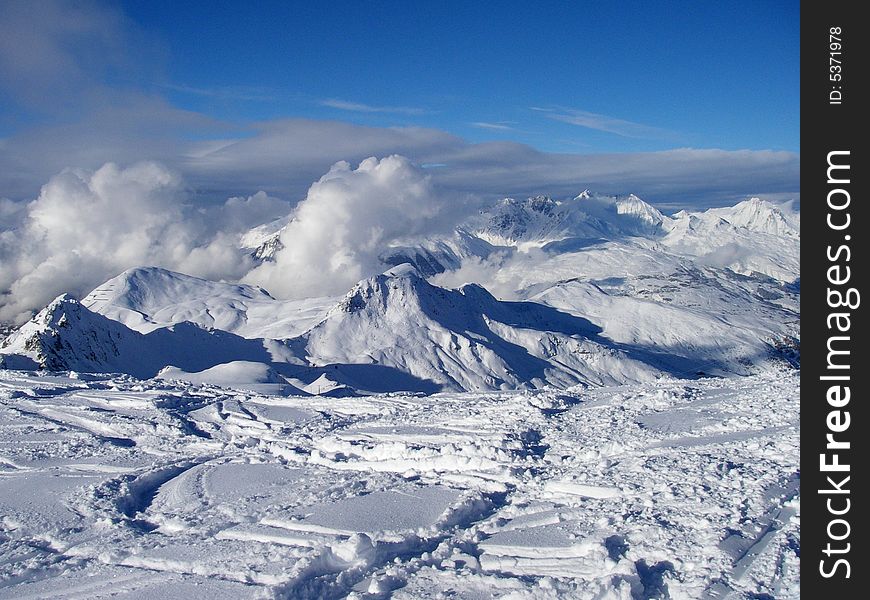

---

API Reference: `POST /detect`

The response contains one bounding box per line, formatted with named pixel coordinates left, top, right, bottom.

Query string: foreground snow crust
left=0, top=369, right=798, bottom=599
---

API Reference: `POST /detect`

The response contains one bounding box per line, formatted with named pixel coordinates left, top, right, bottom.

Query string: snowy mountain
left=2, top=193, right=799, bottom=396
left=84, top=267, right=335, bottom=339
left=291, top=264, right=662, bottom=392
left=0, top=294, right=142, bottom=374
left=0, top=189, right=803, bottom=596
left=529, top=269, right=799, bottom=375
left=244, top=191, right=797, bottom=284
left=471, top=192, right=667, bottom=247
left=2, top=261, right=798, bottom=395
left=0, top=294, right=281, bottom=379
left=704, top=197, right=799, bottom=237
left=662, top=198, right=799, bottom=281
left=238, top=215, right=291, bottom=261
left=468, top=193, right=799, bottom=282
left=379, top=229, right=503, bottom=277
left=0, top=267, right=660, bottom=392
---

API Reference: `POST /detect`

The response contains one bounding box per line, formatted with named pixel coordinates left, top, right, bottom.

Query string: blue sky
left=0, top=0, right=799, bottom=207
left=122, top=0, right=799, bottom=153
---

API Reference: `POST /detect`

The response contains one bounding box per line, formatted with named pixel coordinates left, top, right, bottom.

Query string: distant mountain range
left=1, top=193, right=799, bottom=395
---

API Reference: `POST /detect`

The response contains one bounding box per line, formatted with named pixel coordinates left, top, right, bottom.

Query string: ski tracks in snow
left=0, top=369, right=799, bottom=598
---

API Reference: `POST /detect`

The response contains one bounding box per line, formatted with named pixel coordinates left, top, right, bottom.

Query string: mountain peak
left=382, top=263, right=422, bottom=279
left=1, top=294, right=139, bottom=374
left=526, top=195, right=557, bottom=214
left=331, top=264, right=430, bottom=315
left=714, top=197, right=798, bottom=236
left=301, top=269, right=661, bottom=392
left=83, top=266, right=276, bottom=334
left=614, top=194, right=665, bottom=227
left=28, top=294, right=90, bottom=333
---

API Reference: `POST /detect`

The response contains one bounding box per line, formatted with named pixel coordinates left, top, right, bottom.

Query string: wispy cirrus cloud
left=320, top=98, right=426, bottom=115
left=471, top=121, right=516, bottom=131
left=532, top=106, right=677, bottom=140
left=159, top=82, right=276, bottom=102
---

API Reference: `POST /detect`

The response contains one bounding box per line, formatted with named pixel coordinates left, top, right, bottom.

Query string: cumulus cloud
left=0, top=198, right=28, bottom=230
left=0, top=162, right=256, bottom=323
left=0, top=156, right=476, bottom=321
left=243, top=156, right=471, bottom=299
left=208, top=191, right=292, bottom=234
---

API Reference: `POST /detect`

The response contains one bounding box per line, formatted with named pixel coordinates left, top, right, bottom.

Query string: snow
left=661, top=199, right=799, bottom=282
left=238, top=215, right=292, bottom=252
left=470, top=192, right=664, bottom=248
left=2, top=195, right=799, bottom=396
left=0, top=193, right=800, bottom=597
left=6, top=263, right=797, bottom=394
left=0, top=368, right=799, bottom=598
left=156, top=362, right=309, bottom=396
left=83, top=267, right=336, bottom=339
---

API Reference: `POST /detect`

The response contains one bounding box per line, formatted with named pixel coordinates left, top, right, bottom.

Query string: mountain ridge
left=1, top=194, right=800, bottom=395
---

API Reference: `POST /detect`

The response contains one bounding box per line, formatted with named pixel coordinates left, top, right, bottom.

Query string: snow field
left=0, top=368, right=798, bottom=598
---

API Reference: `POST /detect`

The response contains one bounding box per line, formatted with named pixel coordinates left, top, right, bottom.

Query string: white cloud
left=1, top=110, right=798, bottom=212
left=0, top=162, right=254, bottom=323
left=471, top=122, right=515, bottom=131
left=0, top=198, right=28, bottom=230
left=320, top=99, right=426, bottom=115
left=0, top=149, right=800, bottom=323
left=429, top=249, right=549, bottom=301
left=243, top=156, right=469, bottom=299
left=536, top=107, right=675, bottom=140
left=210, top=191, right=292, bottom=234
left=175, top=120, right=798, bottom=210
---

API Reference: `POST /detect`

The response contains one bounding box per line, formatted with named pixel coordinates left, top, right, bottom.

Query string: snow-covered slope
left=2, top=193, right=799, bottom=395
left=238, top=215, right=291, bottom=261
left=0, top=269, right=650, bottom=391
left=0, top=294, right=145, bottom=375
left=380, top=229, right=503, bottom=277
left=294, top=264, right=664, bottom=391
left=469, top=193, right=799, bottom=282
left=243, top=193, right=798, bottom=284
left=84, top=267, right=335, bottom=339
left=661, top=198, right=799, bottom=281
left=704, top=197, right=799, bottom=237
left=530, top=272, right=798, bottom=375
left=2, top=259, right=798, bottom=393
left=0, top=368, right=800, bottom=598
left=84, top=267, right=274, bottom=333
left=0, top=294, right=282, bottom=379
left=156, top=361, right=309, bottom=396
left=470, top=192, right=666, bottom=248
